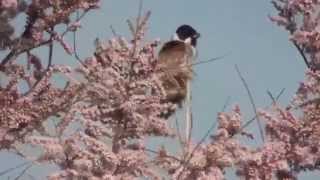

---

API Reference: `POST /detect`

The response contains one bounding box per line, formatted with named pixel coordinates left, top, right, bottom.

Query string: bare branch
left=144, top=148, right=182, bottom=163
left=235, top=65, right=264, bottom=142
left=26, top=173, right=37, bottom=180
left=266, top=88, right=285, bottom=105
left=161, top=53, right=229, bottom=74
left=194, top=96, right=230, bottom=150
left=267, top=90, right=276, bottom=104
left=292, top=41, right=310, bottom=68
left=131, top=0, right=144, bottom=57
left=276, top=88, right=285, bottom=100
left=0, top=162, right=31, bottom=177
left=237, top=88, right=285, bottom=136
left=110, top=25, right=118, bottom=37
left=0, top=10, right=89, bottom=69
left=136, top=0, right=143, bottom=29
left=191, top=52, right=231, bottom=67
left=47, top=28, right=54, bottom=70
left=13, top=164, right=32, bottom=180
left=176, top=96, right=231, bottom=179
left=71, top=11, right=86, bottom=68
left=221, top=96, right=231, bottom=112
left=0, top=40, right=51, bottom=69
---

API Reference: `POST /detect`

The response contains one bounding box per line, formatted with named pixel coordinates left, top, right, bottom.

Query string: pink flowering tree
left=1, top=0, right=320, bottom=179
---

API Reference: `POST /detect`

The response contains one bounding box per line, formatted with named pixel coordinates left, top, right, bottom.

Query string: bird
left=156, top=24, right=200, bottom=110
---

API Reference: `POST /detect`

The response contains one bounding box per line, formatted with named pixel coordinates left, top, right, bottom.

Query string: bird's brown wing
left=158, top=41, right=193, bottom=69
left=156, top=41, right=194, bottom=107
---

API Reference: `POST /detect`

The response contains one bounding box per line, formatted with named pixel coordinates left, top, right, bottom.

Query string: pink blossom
left=54, top=35, right=74, bottom=55
left=1, top=0, right=17, bottom=9
left=269, top=15, right=290, bottom=27
left=3, top=0, right=320, bottom=179
left=68, top=21, right=82, bottom=31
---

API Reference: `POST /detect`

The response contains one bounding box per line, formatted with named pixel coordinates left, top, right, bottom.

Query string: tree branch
left=176, top=96, right=231, bottom=179
left=72, top=11, right=86, bottom=68
left=0, top=162, right=31, bottom=177
left=47, top=28, right=54, bottom=70
left=235, top=65, right=264, bottom=142
left=13, top=164, right=32, bottom=180
left=292, top=41, right=310, bottom=68
left=237, top=88, right=285, bottom=136
left=0, top=10, right=89, bottom=69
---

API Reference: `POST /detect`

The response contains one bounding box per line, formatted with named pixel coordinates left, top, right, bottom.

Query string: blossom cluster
left=270, top=0, right=320, bottom=68
left=1, top=0, right=320, bottom=179
left=0, top=6, right=178, bottom=178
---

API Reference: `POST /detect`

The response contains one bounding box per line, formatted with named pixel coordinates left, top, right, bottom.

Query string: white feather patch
left=184, top=37, right=191, bottom=44
left=173, top=33, right=180, bottom=41
left=172, top=33, right=197, bottom=59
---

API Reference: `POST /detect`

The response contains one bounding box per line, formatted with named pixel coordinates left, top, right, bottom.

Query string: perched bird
left=157, top=24, right=200, bottom=108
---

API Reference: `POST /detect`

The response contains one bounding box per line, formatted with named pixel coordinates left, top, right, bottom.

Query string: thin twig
left=72, top=14, right=86, bottom=67
left=267, top=90, right=276, bottom=104
left=144, top=148, right=182, bottom=163
left=0, top=40, right=50, bottom=69
left=237, top=88, right=285, bottom=135
left=173, top=53, right=230, bottom=180
left=292, top=41, right=310, bottom=68
left=266, top=88, right=285, bottom=104
left=190, top=96, right=231, bottom=155
left=61, top=10, right=88, bottom=37
left=0, top=162, right=31, bottom=177
left=136, top=0, right=143, bottom=29
left=13, top=164, right=32, bottom=180
left=235, top=65, right=264, bottom=142
left=23, top=11, right=91, bottom=96
left=110, top=25, right=118, bottom=37
left=171, top=53, right=229, bottom=71
left=276, top=88, right=285, bottom=100
left=239, top=115, right=258, bottom=135
left=131, top=0, right=143, bottom=57
left=73, top=29, right=82, bottom=64
left=159, top=53, right=229, bottom=77
left=176, top=96, right=231, bottom=179
left=73, top=11, right=80, bottom=61
left=188, top=96, right=231, bottom=157
left=192, top=52, right=231, bottom=67
left=221, top=96, right=231, bottom=112
left=0, top=10, right=89, bottom=68
left=47, top=28, right=54, bottom=69
left=26, top=173, right=37, bottom=180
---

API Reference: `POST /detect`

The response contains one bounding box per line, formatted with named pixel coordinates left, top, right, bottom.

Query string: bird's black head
left=175, top=24, right=200, bottom=47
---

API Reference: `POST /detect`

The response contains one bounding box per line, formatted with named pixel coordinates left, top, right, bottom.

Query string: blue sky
left=1, top=0, right=317, bottom=179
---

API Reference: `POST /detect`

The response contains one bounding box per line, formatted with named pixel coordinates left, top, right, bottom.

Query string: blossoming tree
left=1, top=0, right=320, bottom=179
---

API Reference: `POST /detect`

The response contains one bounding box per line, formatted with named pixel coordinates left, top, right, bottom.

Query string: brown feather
left=156, top=40, right=194, bottom=107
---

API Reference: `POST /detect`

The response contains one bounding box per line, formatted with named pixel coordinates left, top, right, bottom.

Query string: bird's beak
left=194, top=33, right=200, bottom=39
